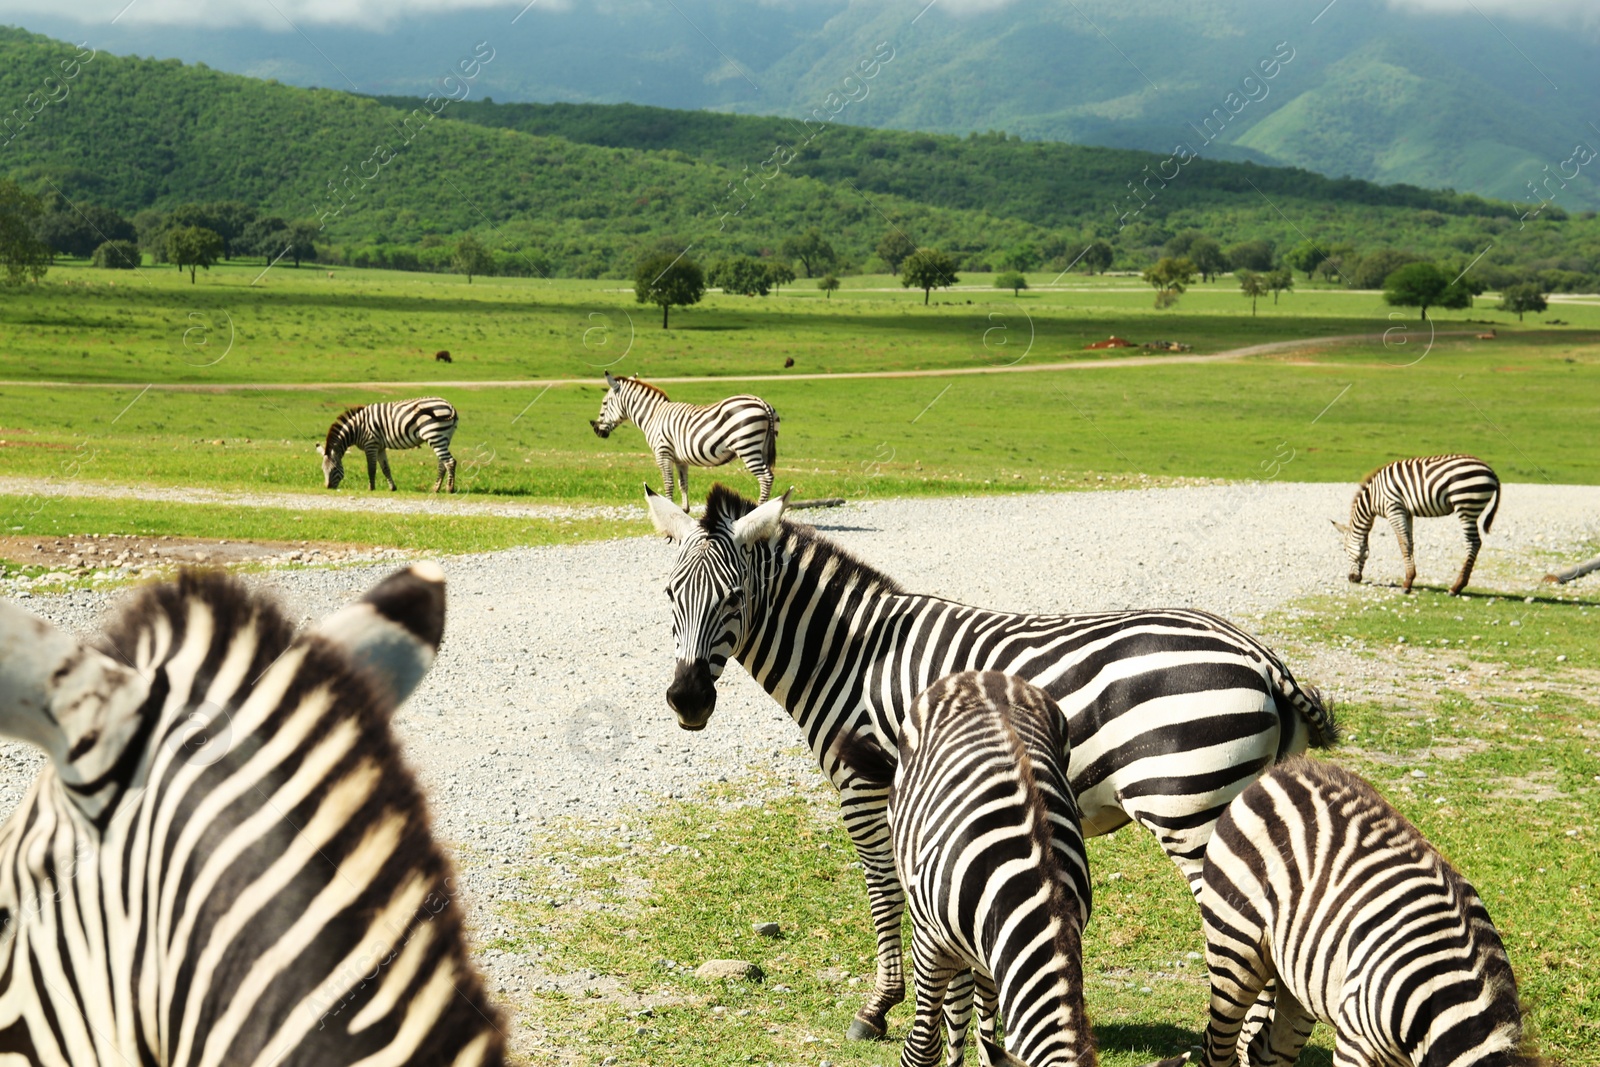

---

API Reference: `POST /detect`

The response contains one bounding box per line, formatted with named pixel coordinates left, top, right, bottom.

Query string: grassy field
left=498, top=582, right=1600, bottom=1067
left=1, top=262, right=1597, bottom=558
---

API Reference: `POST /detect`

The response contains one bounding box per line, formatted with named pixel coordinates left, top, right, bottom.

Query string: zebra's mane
left=702, top=484, right=904, bottom=596
left=324, top=406, right=367, bottom=451
left=619, top=375, right=670, bottom=401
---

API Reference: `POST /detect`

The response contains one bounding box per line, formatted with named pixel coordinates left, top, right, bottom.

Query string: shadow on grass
left=1093, top=1022, right=1335, bottom=1067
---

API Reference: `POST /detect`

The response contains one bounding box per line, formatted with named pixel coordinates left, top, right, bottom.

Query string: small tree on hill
left=1188, top=237, right=1229, bottom=282
left=709, top=256, right=770, bottom=297
left=817, top=273, right=840, bottom=299
left=635, top=253, right=706, bottom=328
left=1226, top=239, right=1275, bottom=272
left=92, top=239, right=141, bottom=269
left=781, top=227, right=836, bottom=277
left=1500, top=282, right=1547, bottom=321
left=166, top=225, right=224, bottom=284
left=1267, top=267, right=1294, bottom=304
left=900, top=248, right=958, bottom=305
left=0, top=180, right=51, bottom=285
left=1238, top=270, right=1267, bottom=316
left=1143, top=256, right=1196, bottom=308
left=453, top=234, right=495, bottom=283
left=995, top=271, right=1028, bottom=296
left=1384, top=262, right=1471, bottom=320
left=1081, top=240, right=1114, bottom=275
left=875, top=230, right=917, bottom=274
left=1286, top=240, right=1329, bottom=279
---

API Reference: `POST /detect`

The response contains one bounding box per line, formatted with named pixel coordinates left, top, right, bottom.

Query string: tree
left=817, top=274, right=840, bottom=299
left=780, top=227, right=836, bottom=277
left=452, top=234, right=495, bottom=283
left=165, top=225, right=224, bottom=284
left=1500, top=282, right=1547, bottom=321
left=709, top=255, right=770, bottom=297
left=1188, top=237, right=1228, bottom=283
left=1267, top=268, right=1295, bottom=304
left=1000, top=243, right=1039, bottom=272
left=900, top=248, right=958, bottom=305
left=133, top=209, right=171, bottom=263
left=1142, top=256, right=1196, bottom=308
left=635, top=253, right=706, bottom=328
left=1226, top=239, right=1276, bottom=272
left=241, top=216, right=289, bottom=259
left=764, top=260, right=796, bottom=292
left=1383, top=262, right=1472, bottom=320
left=995, top=271, right=1028, bottom=296
left=1285, top=240, right=1329, bottom=279
left=1081, top=240, right=1114, bottom=275
left=1349, top=248, right=1419, bottom=290
left=34, top=200, right=136, bottom=258
left=0, top=181, right=51, bottom=285
left=285, top=220, right=320, bottom=267
left=875, top=230, right=917, bottom=275
left=1237, top=270, right=1268, bottom=316
left=1163, top=230, right=1208, bottom=259
left=91, top=239, right=141, bottom=269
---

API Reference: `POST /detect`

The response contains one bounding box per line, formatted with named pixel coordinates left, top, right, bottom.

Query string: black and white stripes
left=0, top=566, right=504, bottom=1066
left=592, top=372, right=779, bottom=506
left=1165, top=757, right=1534, bottom=1067
left=320, top=397, right=460, bottom=493
left=1337, top=454, right=1500, bottom=594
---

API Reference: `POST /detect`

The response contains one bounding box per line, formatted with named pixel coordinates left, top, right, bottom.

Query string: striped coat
left=591, top=372, right=778, bottom=506
left=1336, top=455, right=1500, bottom=594
left=320, top=397, right=459, bottom=492
left=1161, top=757, right=1535, bottom=1067
left=647, top=485, right=1334, bottom=1041
left=0, top=566, right=504, bottom=1066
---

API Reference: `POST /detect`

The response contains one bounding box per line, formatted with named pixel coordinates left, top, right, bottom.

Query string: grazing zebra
left=591, top=371, right=778, bottom=507
left=1334, top=455, right=1500, bottom=595
left=320, top=397, right=459, bottom=493
left=1155, top=756, right=1535, bottom=1067
left=645, top=484, right=1335, bottom=1041
left=844, top=671, right=1094, bottom=1067
left=0, top=565, right=506, bottom=1066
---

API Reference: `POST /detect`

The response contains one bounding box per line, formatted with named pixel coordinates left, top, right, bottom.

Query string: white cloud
left=0, top=0, right=543, bottom=30
left=1387, top=0, right=1600, bottom=30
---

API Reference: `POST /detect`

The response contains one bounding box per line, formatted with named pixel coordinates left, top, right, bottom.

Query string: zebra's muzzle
left=590, top=421, right=611, bottom=439
left=666, top=660, right=716, bottom=729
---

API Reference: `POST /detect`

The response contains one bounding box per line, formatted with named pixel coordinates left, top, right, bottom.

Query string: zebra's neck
left=618, top=382, right=668, bottom=430
left=327, top=415, right=359, bottom=456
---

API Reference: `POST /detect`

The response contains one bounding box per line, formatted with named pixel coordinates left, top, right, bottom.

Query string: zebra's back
left=1367, top=454, right=1499, bottom=521
left=1195, top=756, right=1527, bottom=1067
left=654, top=395, right=776, bottom=465
left=356, top=397, right=459, bottom=449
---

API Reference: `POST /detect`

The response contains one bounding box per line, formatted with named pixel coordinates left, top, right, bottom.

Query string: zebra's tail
left=1272, top=664, right=1338, bottom=750
left=1481, top=482, right=1501, bottom=535
left=763, top=404, right=779, bottom=471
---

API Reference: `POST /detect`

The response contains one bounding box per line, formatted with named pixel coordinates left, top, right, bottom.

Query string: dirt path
left=0, top=330, right=1479, bottom=392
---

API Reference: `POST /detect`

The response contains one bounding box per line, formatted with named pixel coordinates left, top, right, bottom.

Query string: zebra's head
left=645, top=483, right=789, bottom=730
left=591, top=372, right=628, bottom=438
left=317, top=441, right=346, bottom=488
left=0, top=565, right=507, bottom=1064
left=1331, top=515, right=1366, bottom=582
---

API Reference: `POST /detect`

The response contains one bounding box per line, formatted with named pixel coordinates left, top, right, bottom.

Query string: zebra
left=645, top=484, right=1335, bottom=1041
left=0, top=564, right=506, bottom=1066
left=1153, top=756, right=1536, bottom=1067
left=319, top=397, right=459, bottom=493
left=1334, top=455, right=1500, bottom=595
left=841, top=671, right=1095, bottom=1067
left=591, top=371, right=778, bottom=507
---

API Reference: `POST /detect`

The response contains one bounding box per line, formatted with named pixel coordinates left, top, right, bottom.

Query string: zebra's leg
left=1451, top=510, right=1482, bottom=595
left=972, top=968, right=1001, bottom=1066
left=677, top=461, right=691, bottom=511
left=378, top=449, right=397, bottom=491
left=657, top=452, right=677, bottom=507
left=445, top=455, right=456, bottom=493
left=1387, top=505, right=1415, bottom=591
left=840, top=785, right=907, bottom=1040
left=940, top=967, right=975, bottom=1067
left=365, top=448, right=379, bottom=491
left=1244, top=985, right=1316, bottom=1067
left=903, top=935, right=961, bottom=1067
left=1194, top=949, right=1271, bottom=1067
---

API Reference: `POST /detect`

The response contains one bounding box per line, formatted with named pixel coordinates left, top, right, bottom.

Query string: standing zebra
left=1156, top=756, right=1535, bottom=1067
left=591, top=372, right=778, bottom=506
left=320, top=397, right=459, bottom=492
left=847, top=671, right=1094, bottom=1067
left=1335, top=455, right=1500, bottom=595
left=0, top=565, right=506, bottom=1066
left=646, top=484, right=1335, bottom=1041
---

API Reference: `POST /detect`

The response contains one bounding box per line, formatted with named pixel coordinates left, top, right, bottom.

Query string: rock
left=696, top=959, right=763, bottom=981
left=752, top=921, right=781, bottom=938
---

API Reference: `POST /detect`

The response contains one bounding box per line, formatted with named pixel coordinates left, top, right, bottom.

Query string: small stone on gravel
left=697, top=959, right=763, bottom=981
left=752, top=921, right=781, bottom=938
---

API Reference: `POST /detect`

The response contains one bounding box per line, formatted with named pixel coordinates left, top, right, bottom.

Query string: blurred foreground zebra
left=0, top=566, right=504, bottom=1066
left=846, top=671, right=1093, bottom=1067
left=1335, top=455, right=1500, bottom=594
left=647, top=485, right=1334, bottom=1040
left=320, top=397, right=459, bottom=492
left=592, top=372, right=778, bottom=506
left=1151, top=757, right=1535, bottom=1067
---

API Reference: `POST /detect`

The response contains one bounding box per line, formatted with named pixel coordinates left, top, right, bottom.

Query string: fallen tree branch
left=1544, top=553, right=1600, bottom=584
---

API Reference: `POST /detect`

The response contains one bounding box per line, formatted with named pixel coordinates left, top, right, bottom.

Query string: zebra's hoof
left=846, top=1016, right=886, bottom=1041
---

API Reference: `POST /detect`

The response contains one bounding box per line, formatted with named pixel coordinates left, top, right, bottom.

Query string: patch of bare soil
left=0, top=532, right=379, bottom=571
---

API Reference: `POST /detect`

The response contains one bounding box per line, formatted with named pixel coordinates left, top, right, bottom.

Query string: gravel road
left=4, top=482, right=1597, bottom=1047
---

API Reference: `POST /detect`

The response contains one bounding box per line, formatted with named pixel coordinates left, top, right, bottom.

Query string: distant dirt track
left=0, top=330, right=1483, bottom=392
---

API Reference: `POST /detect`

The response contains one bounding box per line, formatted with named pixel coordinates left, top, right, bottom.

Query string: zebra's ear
left=0, top=598, right=151, bottom=779
left=978, top=1036, right=1032, bottom=1067
left=645, top=484, right=697, bottom=542
left=604, top=370, right=618, bottom=389
left=315, top=562, right=446, bottom=709
left=1331, top=519, right=1349, bottom=534
left=731, top=489, right=790, bottom=548
left=316, top=442, right=325, bottom=456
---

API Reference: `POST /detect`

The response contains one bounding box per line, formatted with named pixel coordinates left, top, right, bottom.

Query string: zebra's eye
left=725, top=590, right=744, bottom=610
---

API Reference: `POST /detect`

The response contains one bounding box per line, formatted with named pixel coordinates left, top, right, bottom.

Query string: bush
left=91, top=239, right=141, bottom=269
